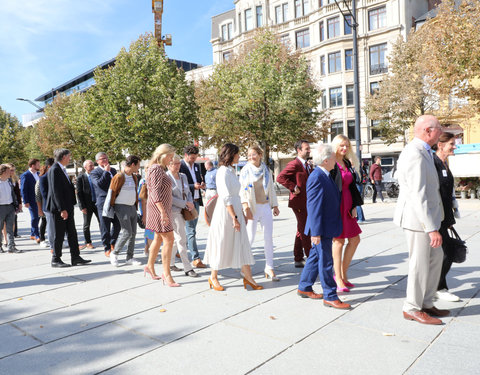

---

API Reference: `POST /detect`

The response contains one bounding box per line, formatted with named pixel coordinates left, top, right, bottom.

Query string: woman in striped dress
left=145, top=144, right=179, bottom=286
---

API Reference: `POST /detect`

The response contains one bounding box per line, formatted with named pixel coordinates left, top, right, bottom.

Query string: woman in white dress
left=203, top=143, right=263, bottom=291
left=240, top=145, right=280, bottom=281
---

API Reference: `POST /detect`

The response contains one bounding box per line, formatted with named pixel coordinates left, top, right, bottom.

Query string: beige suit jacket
left=394, top=138, right=444, bottom=233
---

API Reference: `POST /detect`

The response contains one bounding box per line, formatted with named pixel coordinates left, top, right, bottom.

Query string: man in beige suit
left=394, top=115, right=448, bottom=325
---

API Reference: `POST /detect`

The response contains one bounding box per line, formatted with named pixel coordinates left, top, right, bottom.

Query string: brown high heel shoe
left=208, top=277, right=224, bottom=291
left=243, top=278, right=263, bottom=290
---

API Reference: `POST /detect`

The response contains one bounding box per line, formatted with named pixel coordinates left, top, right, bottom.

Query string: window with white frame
left=221, top=23, right=233, bottom=41
left=245, top=8, right=253, bottom=31
left=223, top=51, right=232, bottom=62
left=319, top=21, right=325, bottom=41
left=331, top=121, right=343, bottom=137
left=320, top=55, right=326, bottom=76
left=370, top=81, right=380, bottom=94
left=344, top=15, right=352, bottom=35
left=295, top=0, right=309, bottom=18
left=371, top=119, right=382, bottom=139
left=347, top=120, right=355, bottom=140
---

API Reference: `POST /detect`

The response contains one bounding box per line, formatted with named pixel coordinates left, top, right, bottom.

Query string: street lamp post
left=16, top=98, right=44, bottom=112
left=333, top=0, right=362, bottom=163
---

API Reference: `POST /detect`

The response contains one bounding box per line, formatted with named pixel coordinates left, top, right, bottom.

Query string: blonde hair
left=248, top=144, right=264, bottom=156
left=171, top=154, right=181, bottom=162
left=149, top=144, right=176, bottom=166
left=4, top=163, right=19, bottom=183
left=331, top=134, right=359, bottom=170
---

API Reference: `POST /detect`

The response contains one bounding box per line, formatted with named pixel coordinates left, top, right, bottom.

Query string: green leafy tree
left=86, top=33, right=200, bottom=160
left=196, top=30, right=330, bottom=162
left=35, top=93, right=97, bottom=167
left=0, top=106, right=27, bottom=167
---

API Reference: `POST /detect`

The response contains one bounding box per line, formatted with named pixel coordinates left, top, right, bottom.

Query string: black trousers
left=97, top=204, right=121, bottom=252
left=438, top=226, right=455, bottom=291
left=52, top=209, right=80, bottom=261
left=372, top=180, right=385, bottom=203
left=82, top=204, right=99, bottom=244
left=39, top=216, right=47, bottom=242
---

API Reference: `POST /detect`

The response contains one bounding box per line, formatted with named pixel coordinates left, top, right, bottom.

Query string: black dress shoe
left=72, top=257, right=92, bottom=266
left=51, top=259, right=71, bottom=268
left=294, top=260, right=305, bottom=268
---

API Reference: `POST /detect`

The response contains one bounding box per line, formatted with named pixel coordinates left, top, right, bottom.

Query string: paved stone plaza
left=0, top=198, right=479, bottom=374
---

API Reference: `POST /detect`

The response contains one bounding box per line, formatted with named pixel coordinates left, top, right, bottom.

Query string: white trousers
left=246, top=203, right=274, bottom=270
left=403, top=229, right=443, bottom=312
left=170, top=211, right=193, bottom=272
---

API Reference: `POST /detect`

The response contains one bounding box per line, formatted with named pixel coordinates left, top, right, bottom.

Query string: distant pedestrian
left=204, top=160, right=217, bottom=202
left=38, top=158, right=55, bottom=253
left=35, top=158, right=55, bottom=249
left=20, top=158, right=41, bottom=243
left=5, top=163, right=22, bottom=238
left=370, top=156, right=385, bottom=203
left=356, top=161, right=368, bottom=223
left=76, top=160, right=100, bottom=250
left=0, top=164, right=21, bottom=253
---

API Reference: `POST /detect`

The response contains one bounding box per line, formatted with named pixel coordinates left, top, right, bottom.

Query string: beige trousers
left=403, top=229, right=443, bottom=312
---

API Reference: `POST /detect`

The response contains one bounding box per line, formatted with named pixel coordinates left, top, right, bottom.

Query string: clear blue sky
left=0, top=0, right=234, bottom=123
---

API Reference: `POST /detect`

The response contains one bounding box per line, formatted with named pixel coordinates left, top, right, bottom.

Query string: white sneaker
left=110, top=253, right=119, bottom=267
left=435, top=289, right=460, bottom=302
left=125, top=257, right=141, bottom=266
left=40, top=241, right=49, bottom=248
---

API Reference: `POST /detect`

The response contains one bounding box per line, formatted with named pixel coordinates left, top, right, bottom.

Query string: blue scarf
left=240, top=162, right=270, bottom=201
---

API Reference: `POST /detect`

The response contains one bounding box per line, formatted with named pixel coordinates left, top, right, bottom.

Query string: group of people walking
left=0, top=114, right=463, bottom=321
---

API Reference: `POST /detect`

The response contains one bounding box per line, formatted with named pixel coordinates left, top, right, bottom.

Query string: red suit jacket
left=276, top=158, right=309, bottom=210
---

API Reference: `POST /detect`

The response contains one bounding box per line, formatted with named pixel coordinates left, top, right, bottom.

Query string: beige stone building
left=188, top=0, right=439, bottom=170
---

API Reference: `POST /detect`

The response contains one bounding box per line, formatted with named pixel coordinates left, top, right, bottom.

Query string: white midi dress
left=203, top=166, right=255, bottom=270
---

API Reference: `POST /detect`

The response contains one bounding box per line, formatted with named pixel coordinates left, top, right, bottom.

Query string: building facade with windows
left=205, top=0, right=435, bottom=168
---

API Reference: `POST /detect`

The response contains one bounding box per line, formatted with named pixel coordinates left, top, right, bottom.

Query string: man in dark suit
left=297, top=144, right=350, bottom=309
left=20, top=158, right=41, bottom=243
left=76, top=159, right=99, bottom=249
left=276, top=140, right=312, bottom=267
left=90, top=152, right=120, bottom=256
left=180, top=145, right=206, bottom=268
left=46, top=149, right=91, bottom=268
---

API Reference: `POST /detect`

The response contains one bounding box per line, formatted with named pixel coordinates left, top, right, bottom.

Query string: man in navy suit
left=46, top=149, right=91, bottom=267
left=180, top=145, right=206, bottom=268
left=90, top=152, right=120, bottom=256
left=297, top=144, right=350, bottom=310
left=20, top=158, right=41, bottom=242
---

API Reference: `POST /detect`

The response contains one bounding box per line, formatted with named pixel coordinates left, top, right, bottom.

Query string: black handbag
left=137, top=213, right=145, bottom=229
left=444, top=227, right=467, bottom=263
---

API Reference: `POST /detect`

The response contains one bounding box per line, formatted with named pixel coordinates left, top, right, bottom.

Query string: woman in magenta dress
left=145, top=143, right=179, bottom=286
left=331, top=135, right=363, bottom=292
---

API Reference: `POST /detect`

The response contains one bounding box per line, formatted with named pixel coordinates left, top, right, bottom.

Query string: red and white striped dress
left=146, top=163, right=173, bottom=233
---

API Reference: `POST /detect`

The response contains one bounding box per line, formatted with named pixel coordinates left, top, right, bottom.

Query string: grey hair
left=312, top=144, right=333, bottom=166
left=95, top=152, right=107, bottom=161
left=54, top=148, right=70, bottom=163
left=83, top=159, right=93, bottom=168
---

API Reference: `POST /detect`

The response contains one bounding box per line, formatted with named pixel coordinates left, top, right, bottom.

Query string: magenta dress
left=336, top=163, right=362, bottom=239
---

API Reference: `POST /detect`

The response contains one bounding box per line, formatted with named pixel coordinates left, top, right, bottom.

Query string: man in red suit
left=277, top=140, right=312, bottom=267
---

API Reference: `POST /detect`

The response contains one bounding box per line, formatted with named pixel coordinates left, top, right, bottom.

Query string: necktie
left=88, top=175, right=96, bottom=203
left=305, top=161, right=310, bottom=174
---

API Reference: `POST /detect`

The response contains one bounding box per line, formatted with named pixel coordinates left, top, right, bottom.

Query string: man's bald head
left=414, top=115, right=442, bottom=146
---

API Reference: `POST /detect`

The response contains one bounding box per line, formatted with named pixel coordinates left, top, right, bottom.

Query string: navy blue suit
left=298, top=167, right=342, bottom=301
left=20, top=170, right=40, bottom=238
left=89, top=166, right=120, bottom=252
